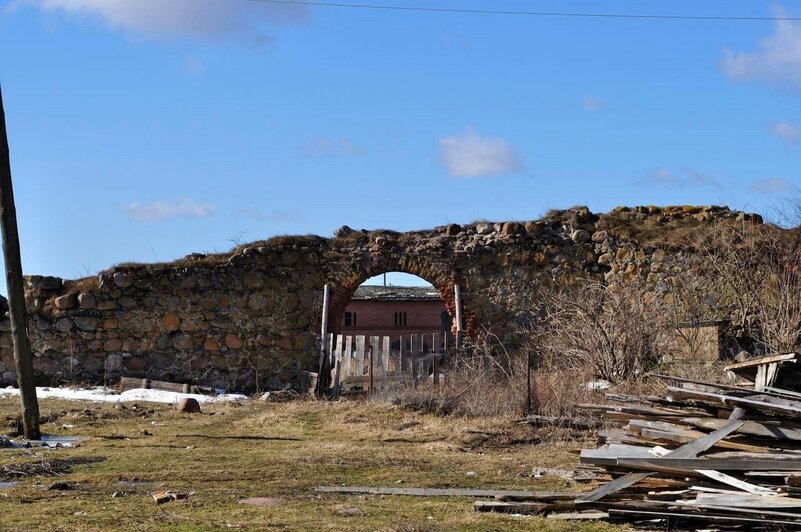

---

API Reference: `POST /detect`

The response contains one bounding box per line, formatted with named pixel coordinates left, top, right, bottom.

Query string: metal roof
left=351, top=285, right=442, bottom=301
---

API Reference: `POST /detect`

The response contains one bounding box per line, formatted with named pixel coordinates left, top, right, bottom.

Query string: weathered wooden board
left=667, top=387, right=801, bottom=417
left=682, top=416, right=801, bottom=441
left=577, top=420, right=743, bottom=503
left=608, top=508, right=801, bottom=526
left=316, top=486, right=580, bottom=499
left=118, top=377, right=190, bottom=394
left=473, top=501, right=547, bottom=514
left=616, top=457, right=801, bottom=471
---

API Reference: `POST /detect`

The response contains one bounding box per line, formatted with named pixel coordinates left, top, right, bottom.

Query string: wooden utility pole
left=0, top=85, right=40, bottom=440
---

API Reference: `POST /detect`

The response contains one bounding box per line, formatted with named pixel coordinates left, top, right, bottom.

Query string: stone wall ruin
left=0, top=205, right=765, bottom=390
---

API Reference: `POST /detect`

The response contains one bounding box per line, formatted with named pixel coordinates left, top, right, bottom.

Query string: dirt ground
left=0, top=394, right=624, bottom=531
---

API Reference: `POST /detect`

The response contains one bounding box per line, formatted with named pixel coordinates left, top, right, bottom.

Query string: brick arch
left=324, top=254, right=475, bottom=338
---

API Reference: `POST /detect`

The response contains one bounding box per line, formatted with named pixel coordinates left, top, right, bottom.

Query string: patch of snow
left=0, top=386, right=247, bottom=405
left=585, top=380, right=612, bottom=390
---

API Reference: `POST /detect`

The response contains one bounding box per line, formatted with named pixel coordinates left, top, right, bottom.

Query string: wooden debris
left=316, top=486, right=579, bottom=499
left=473, top=501, right=547, bottom=514
left=568, top=360, right=801, bottom=528
left=150, top=490, right=188, bottom=504
left=118, top=377, right=214, bottom=395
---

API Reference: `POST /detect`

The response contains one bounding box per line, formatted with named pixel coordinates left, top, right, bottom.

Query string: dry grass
left=0, top=395, right=621, bottom=531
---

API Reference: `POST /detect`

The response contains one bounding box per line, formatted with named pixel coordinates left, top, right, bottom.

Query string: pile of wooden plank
left=563, top=353, right=801, bottom=528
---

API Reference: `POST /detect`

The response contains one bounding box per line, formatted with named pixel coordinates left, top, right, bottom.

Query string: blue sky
left=1, top=1, right=800, bottom=290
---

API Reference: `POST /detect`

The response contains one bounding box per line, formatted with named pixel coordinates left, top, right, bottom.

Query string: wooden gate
left=324, top=333, right=446, bottom=395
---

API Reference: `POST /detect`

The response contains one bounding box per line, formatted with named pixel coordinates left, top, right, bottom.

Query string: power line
left=250, top=0, right=799, bottom=22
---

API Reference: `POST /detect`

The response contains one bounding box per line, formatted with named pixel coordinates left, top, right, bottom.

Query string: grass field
left=0, top=394, right=624, bottom=531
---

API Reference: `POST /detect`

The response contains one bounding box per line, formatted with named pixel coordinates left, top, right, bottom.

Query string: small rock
left=334, top=505, right=365, bottom=517
left=33, top=276, right=62, bottom=290
left=571, top=229, right=590, bottom=243
left=334, top=225, right=355, bottom=237
left=48, top=482, right=74, bottom=491
left=53, top=294, right=77, bottom=310
left=445, top=223, right=461, bottom=236
left=524, top=221, right=543, bottom=237
left=177, top=398, right=201, bottom=414
left=239, top=497, right=283, bottom=508
left=113, top=272, right=132, bottom=288
left=77, top=293, right=96, bottom=309
left=475, top=223, right=493, bottom=235
left=111, top=491, right=127, bottom=498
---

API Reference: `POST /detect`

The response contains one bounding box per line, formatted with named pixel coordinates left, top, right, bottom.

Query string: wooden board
left=473, top=501, right=547, bottom=514
left=577, top=420, right=743, bottom=503
left=316, top=486, right=580, bottom=499
left=118, top=377, right=190, bottom=394
left=616, top=457, right=801, bottom=471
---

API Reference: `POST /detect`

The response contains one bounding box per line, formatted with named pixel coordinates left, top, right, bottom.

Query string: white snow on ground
left=0, top=386, right=248, bottom=404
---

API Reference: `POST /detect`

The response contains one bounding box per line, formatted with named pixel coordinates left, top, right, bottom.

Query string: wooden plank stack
left=551, top=353, right=801, bottom=528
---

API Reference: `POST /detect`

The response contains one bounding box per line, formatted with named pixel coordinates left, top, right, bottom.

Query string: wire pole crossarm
left=0, top=85, right=40, bottom=440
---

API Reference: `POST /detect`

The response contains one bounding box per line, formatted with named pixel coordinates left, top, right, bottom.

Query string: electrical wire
left=249, top=0, right=800, bottom=22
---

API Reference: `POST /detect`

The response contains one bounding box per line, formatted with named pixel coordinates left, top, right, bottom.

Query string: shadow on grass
left=175, top=434, right=303, bottom=441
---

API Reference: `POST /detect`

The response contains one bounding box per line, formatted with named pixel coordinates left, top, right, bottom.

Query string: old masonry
left=0, top=205, right=763, bottom=390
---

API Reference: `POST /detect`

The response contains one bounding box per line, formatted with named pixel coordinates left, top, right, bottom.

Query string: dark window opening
left=394, top=311, right=407, bottom=327
left=344, top=312, right=356, bottom=327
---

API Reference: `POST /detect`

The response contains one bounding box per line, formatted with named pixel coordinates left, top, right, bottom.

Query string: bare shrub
left=753, top=231, right=801, bottom=354
left=690, top=219, right=779, bottom=349
left=535, top=278, right=668, bottom=383
left=691, top=212, right=801, bottom=355
left=390, top=330, right=530, bottom=417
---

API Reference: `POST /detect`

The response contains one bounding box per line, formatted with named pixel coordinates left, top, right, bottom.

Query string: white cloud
left=302, top=138, right=365, bottom=157
left=770, top=121, right=801, bottom=146
left=641, top=167, right=681, bottom=187
left=241, top=208, right=305, bottom=223
left=638, top=167, right=721, bottom=189
left=750, top=178, right=798, bottom=194
left=721, top=7, right=801, bottom=89
left=122, top=198, right=215, bottom=222
left=437, top=129, right=524, bottom=178
left=685, top=167, right=722, bottom=189
left=582, top=97, right=605, bottom=110
left=15, top=0, right=306, bottom=41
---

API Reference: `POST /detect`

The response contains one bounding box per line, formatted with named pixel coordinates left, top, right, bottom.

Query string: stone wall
left=0, top=205, right=765, bottom=391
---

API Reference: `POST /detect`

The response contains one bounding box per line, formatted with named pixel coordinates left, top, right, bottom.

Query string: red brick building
left=341, top=286, right=451, bottom=351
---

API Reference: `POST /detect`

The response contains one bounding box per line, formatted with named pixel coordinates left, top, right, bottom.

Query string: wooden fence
left=323, top=333, right=447, bottom=395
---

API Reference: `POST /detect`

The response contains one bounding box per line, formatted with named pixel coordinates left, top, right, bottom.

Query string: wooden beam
left=0, top=85, right=39, bottom=440
left=316, top=486, right=580, bottom=499
left=576, top=420, right=743, bottom=503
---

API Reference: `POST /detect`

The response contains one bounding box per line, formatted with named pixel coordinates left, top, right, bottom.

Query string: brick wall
left=339, top=299, right=448, bottom=340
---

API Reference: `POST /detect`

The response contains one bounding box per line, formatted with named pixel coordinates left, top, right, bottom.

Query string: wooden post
left=432, top=333, right=439, bottom=387
left=315, top=284, right=330, bottom=396
left=333, top=334, right=344, bottom=399
left=367, top=345, right=373, bottom=398
left=369, top=336, right=379, bottom=396
left=0, top=86, right=39, bottom=440
left=454, top=284, right=463, bottom=351
left=399, top=335, right=407, bottom=372
left=526, top=349, right=532, bottom=415
left=381, top=336, right=390, bottom=383
left=410, top=334, right=418, bottom=389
